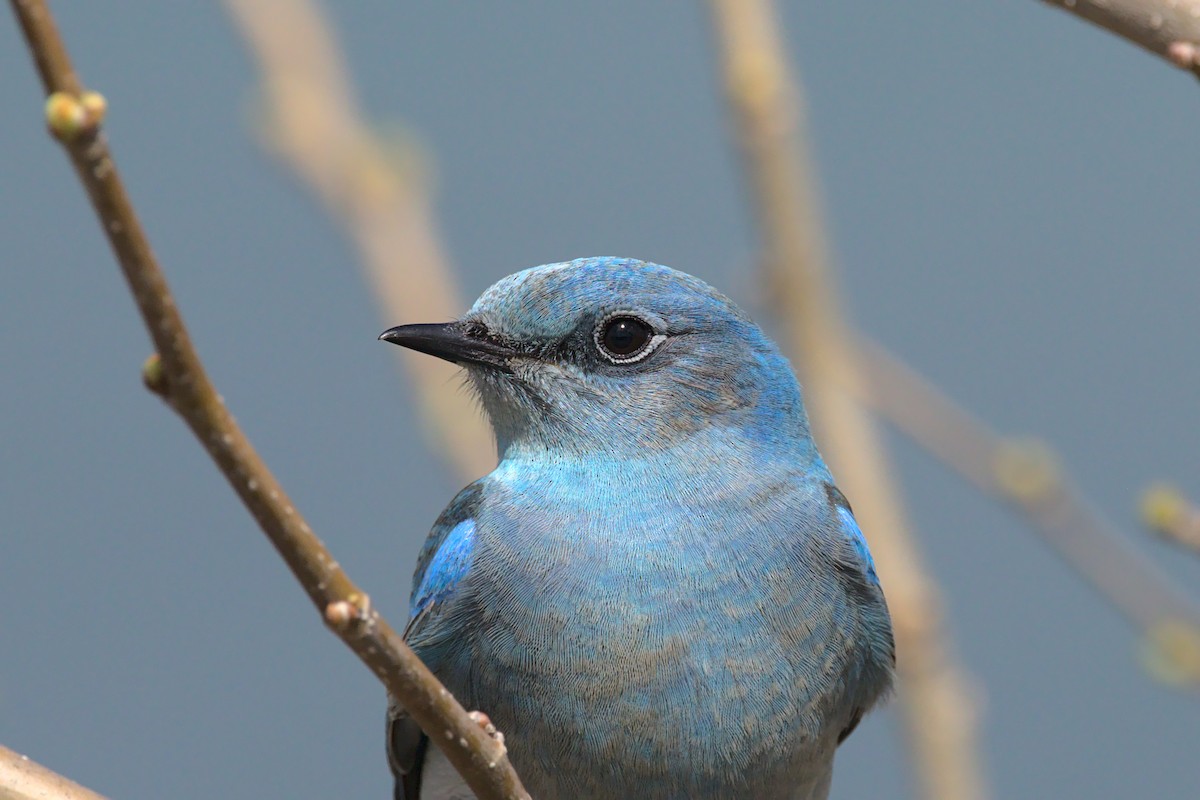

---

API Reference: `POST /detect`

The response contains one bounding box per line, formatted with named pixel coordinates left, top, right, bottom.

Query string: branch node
left=1142, top=619, right=1200, bottom=686
left=1141, top=483, right=1186, bottom=532
left=993, top=437, right=1061, bottom=509
left=44, top=89, right=105, bottom=141
left=324, top=592, right=371, bottom=631
left=1141, top=482, right=1200, bottom=555
left=467, top=710, right=507, bottom=757
left=141, top=352, right=168, bottom=397
left=1166, top=40, right=1200, bottom=69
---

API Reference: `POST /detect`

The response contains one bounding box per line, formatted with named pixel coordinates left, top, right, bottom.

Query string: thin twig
left=7, top=3, right=527, bottom=798
left=221, top=0, right=493, bottom=481
left=1041, top=0, right=1200, bottom=78
left=0, top=745, right=109, bottom=800
left=858, top=340, right=1200, bottom=686
left=707, top=2, right=990, bottom=799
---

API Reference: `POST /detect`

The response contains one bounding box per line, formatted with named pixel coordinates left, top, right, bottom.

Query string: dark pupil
left=603, top=318, right=650, bottom=356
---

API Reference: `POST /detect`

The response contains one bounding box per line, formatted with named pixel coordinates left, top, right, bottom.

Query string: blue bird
left=379, top=257, right=894, bottom=800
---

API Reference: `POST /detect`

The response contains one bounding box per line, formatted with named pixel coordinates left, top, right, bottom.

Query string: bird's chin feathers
left=463, top=360, right=586, bottom=456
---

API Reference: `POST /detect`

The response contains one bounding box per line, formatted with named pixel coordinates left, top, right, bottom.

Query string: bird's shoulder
left=390, top=481, right=489, bottom=800
left=818, top=481, right=895, bottom=740
left=409, top=482, right=485, bottom=622
left=753, top=473, right=894, bottom=671
left=820, top=482, right=882, bottom=593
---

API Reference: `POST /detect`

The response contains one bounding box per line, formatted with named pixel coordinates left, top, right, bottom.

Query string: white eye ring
left=593, top=313, right=665, bottom=364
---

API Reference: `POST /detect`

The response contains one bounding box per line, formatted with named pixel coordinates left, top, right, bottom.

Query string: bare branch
left=7, top=3, right=528, bottom=797
left=707, top=2, right=990, bottom=799
left=858, top=340, right=1200, bottom=688
left=1041, top=0, right=1200, bottom=77
left=0, top=746, right=109, bottom=800
left=221, top=0, right=493, bottom=481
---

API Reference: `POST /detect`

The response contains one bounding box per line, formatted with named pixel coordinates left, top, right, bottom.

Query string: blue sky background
left=2, top=3, right=1198, bottom=798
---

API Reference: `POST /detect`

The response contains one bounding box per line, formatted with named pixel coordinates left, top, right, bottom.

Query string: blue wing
left=403, top=481, right=484, bottom=639
left=823, top=482, right=895, bottom=744
left=410, top=517, right=476, bottom=619
left=824, top=482, right=880, bottom=586
left=834, top=503, right=879, bottom=587
left=389, top=481, right=485, bottom=800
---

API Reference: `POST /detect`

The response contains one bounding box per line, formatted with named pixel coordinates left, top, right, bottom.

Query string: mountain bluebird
left=379, top=257, right=894, bottom=799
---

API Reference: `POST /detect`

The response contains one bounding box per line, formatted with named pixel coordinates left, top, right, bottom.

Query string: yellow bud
left=44, top=90, right=107, bottom=140
left=993, top=438, right=1060, bottom=507
left=1142, top=620, right=1200, bottom=687
left=80, top=91, right=107, bottom=124
left=1141, top=484, right=1186, bottom=533
left=44, top=92, right=87, bottom=139
left=141, top=353, right=166, bottom=395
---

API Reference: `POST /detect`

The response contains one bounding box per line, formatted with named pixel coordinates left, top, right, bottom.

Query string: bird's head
left=381, top=257, right=814, bottom=461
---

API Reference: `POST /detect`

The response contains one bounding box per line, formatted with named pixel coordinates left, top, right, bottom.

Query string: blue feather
left=410, top=518, right=476, bottom=618
left=835, top=505, right=880, bottom=586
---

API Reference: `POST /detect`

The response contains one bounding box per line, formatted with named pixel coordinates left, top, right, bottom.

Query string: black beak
left=378, top=322, right=517, bottom=371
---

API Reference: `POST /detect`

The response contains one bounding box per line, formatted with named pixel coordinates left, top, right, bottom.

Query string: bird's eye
left=595, top=315, right=657, bottom=363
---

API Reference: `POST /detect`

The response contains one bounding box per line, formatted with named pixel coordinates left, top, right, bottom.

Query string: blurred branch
left=858, top=340, right=1200, bottom=686
left=1142, top=484, right=1200, bottom=558
left=1041, top=0, right=1200, bottom=77
left=221, top=0, right=493, bottom=480
left=0, top=746, right=108, bottom=800
left=7, top=3, right=527, bottom=798
left=707, top=2, right=989, bottom=799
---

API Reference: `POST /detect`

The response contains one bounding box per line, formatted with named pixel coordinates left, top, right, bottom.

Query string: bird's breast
left=451, top=484, right=856, bottom=796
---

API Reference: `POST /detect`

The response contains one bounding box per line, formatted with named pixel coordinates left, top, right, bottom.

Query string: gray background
left=3, top=2, right=1199, bottom=798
